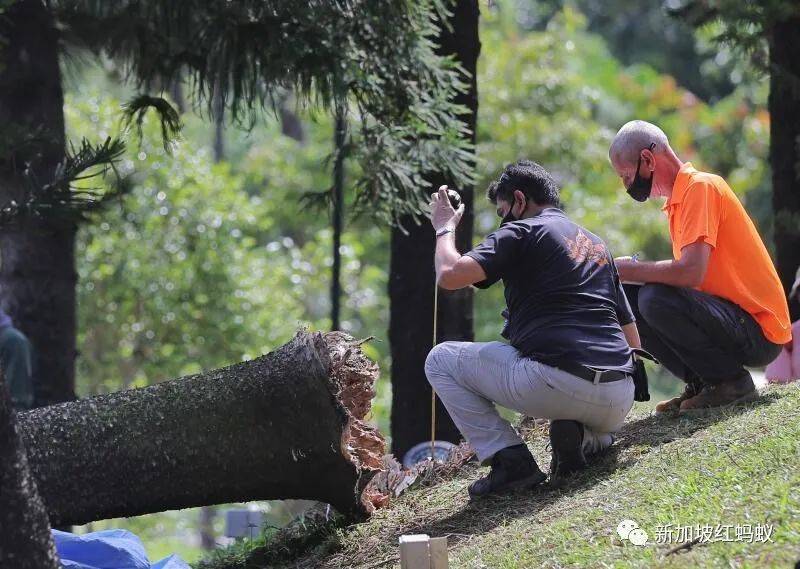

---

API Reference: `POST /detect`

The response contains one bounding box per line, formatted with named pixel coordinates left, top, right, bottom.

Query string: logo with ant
left=617, top=520, right=648, bottom=546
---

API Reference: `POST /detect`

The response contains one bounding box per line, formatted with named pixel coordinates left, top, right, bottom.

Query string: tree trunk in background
left=198, top=505, right=216, bottom=551
left=19, top=332, right=384, bottom=526
left=212, top=81, right=225, bottom=163
left=0, top=0, right=75, bottom=407
left=769, top=17, right=800, bottom=321
left=331, top=106, right=346, bottom=331
left=0, top=376, right=59, bottom=568
left=280, top=94, right=306, bottom=143
left=389, top=0, right=480, bottom=459
left=199, top=91, right=228, bottom=548
left=168, top=76, right=186, bottom=114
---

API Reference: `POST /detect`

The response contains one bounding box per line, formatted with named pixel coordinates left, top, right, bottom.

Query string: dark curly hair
left=487, top=160, right=560, bottom=207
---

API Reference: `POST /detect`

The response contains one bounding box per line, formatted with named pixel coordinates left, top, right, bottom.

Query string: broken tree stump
left=0, top=374, right=59, bottom=568
left=18, top=331, right=384, bottom=527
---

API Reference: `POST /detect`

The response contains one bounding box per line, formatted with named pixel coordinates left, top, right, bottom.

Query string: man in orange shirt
left=609, top=120, right=792, bottom=413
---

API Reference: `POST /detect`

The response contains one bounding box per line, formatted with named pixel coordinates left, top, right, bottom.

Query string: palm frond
left=121, top=94, right=182, bottom=153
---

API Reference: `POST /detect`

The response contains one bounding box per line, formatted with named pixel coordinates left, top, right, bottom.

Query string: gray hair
left=609, top=120, right=670, bottom=166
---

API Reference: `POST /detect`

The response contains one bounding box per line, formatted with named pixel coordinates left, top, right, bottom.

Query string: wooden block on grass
left=429, top=536, right=449, bottom=569
left=399, top=534, right=430, bottom=569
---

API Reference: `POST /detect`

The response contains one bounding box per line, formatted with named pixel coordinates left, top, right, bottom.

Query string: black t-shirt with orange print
left=465, top=207, right=635, bottom=373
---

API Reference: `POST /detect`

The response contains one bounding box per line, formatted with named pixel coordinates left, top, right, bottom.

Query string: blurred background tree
left=673, top=0, right=800, bottom=319
left=0, top=0, right=472, bottom=409
left=390, top=0, right=480, bottom=460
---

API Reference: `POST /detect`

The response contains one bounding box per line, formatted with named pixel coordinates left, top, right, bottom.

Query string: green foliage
left=122, top=95, right=183, bottom=153
left=198, top=384, right=800, bottom=568
left=66, top=2, right=777, bottom=558
left=0, top=135, right=129, bottom=224
left=52, top=0, right=474, bottom=225
left=195, top=508, right=347, bottom=569
left=674, top=0, right=799, bottom=64
left=508, top=0, right=747, bottom=103
left=68, top=89, right=389, bottom=396
left=471, top=3, right=771, bottom=341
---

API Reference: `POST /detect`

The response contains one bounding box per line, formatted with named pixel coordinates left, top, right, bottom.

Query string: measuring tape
left=429, top=188, right=462, bottom=462
left=430, top=283, right=439, bottom=461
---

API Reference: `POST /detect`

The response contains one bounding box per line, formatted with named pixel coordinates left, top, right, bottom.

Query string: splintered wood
left=325, top=332, right=385, bottom=474
left=325, top=332, right=476, bottom=513
left=364, top=442, right=476, bottom=510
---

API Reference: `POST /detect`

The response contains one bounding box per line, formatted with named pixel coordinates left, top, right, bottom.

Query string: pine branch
left=0, top=137, right=128, bottom=226
left=51, top=0, right=476, bottom=225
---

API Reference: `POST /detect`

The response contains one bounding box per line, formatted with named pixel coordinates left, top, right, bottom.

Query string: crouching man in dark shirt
left=425, top=160, right=640, bottom=498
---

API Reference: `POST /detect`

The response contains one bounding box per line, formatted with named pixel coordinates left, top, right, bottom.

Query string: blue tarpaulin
left=53, top=529, right=190, bottom=569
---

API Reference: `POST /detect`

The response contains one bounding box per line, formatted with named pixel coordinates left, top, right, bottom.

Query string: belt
left=544, top=361, right=631, bottom=384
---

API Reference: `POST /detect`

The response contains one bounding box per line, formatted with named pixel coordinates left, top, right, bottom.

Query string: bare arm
left=434, top=232, right=487, bottom=290
left=615, top=241, right=712, bottom=288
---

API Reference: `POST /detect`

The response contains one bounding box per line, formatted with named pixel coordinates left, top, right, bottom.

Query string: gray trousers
left=425, top=341, right=635, bottom=464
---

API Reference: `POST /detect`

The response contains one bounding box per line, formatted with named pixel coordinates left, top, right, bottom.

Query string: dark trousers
left=623, top=284, right=782, bottom=386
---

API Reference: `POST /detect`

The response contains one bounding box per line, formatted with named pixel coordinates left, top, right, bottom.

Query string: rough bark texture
left=18, top=331, right=384, bottom=526
left=0, top=0, right=75, bottom=407
left=389, top=0, right=480, bottom=458
left=0, top=378, right=59, bottom=568
left=769, top=16, right=800, bottom=321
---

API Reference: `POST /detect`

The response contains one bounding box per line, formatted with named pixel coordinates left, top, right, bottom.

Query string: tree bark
left=769, top=16, right=800, bottom=321
left=0, top=376, right=59, bottom=568
left=18, top=331, right=384, bottom=526
left=389, top=0, right=480, bottom=459
left=0, top=0, right=75, bottom=407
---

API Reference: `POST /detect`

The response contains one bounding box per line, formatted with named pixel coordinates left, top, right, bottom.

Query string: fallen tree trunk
left=0, top=374, right=59, bottom=568
left=18, top=331, right=384, bottom=526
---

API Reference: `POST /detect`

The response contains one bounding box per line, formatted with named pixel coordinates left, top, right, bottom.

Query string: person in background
left=765, top=267, right=800, bottom=383
left=0, top=308, right=35, bottom=410
left=609, top=120, right=791, bottom=413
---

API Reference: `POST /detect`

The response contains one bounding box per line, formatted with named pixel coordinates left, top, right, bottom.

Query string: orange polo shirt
left=664, top=163, right=791, bottom=345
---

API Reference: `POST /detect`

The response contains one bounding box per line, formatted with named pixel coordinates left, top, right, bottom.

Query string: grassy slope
left=200, top=383, right=800, bottom=568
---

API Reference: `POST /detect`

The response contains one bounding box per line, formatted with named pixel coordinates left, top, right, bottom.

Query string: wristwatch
left=435, top=227, right=454, bottom=237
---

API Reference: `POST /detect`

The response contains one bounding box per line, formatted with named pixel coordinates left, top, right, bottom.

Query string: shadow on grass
left=227, top=392, right=785, bottom=568
left=411, top=392, right=782, bottom=546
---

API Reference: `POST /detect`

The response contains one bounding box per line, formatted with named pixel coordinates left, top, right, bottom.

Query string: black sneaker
left=549, top=420, right=588, bottom=484
left=467, top=444, right=546, bottom=499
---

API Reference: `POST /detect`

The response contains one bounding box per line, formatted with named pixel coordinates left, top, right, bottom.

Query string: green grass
left=198, top=383, right=800, bottom=568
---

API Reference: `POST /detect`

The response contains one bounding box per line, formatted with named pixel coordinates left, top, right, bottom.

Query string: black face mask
left=626, top=143, right=655, bottom=202
left=500, top=196, right=526, bottom=226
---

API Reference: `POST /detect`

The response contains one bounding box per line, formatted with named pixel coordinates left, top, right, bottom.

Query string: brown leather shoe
left=678, top=373, right=758, bottom=414
left=654, top=382, right=703, bottom=414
